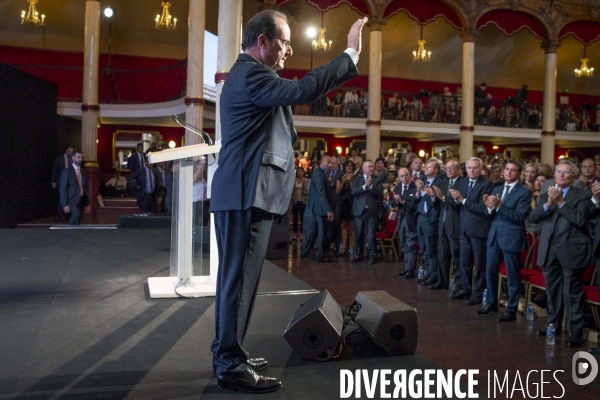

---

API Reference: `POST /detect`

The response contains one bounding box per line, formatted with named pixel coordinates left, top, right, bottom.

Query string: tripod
left=103, top=20, right=120, bottom=103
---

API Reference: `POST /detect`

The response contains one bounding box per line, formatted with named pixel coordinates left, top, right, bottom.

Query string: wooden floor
left=270, top=235, right=599, bottom=399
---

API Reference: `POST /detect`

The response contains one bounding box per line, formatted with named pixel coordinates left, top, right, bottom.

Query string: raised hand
left=432, top=185, right=444, bottom=200
left=347, top=17, right=369, bottom=54
left=416, top=179, right=425, bottom=192
left=592, top=181, right=600, bottom=201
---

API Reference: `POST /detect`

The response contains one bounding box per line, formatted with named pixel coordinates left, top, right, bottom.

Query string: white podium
left=147, top=143, right=221, bottom=298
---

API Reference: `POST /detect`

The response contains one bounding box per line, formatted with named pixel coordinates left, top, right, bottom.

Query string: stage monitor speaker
left=353, top=290, right=418, bottom=356
left=283, top=290, right=343, bottom=361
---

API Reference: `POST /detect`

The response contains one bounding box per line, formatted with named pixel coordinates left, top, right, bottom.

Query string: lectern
left=147, top=142, right=221, bottom=298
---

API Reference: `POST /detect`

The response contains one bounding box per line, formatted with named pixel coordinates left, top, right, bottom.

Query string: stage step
left=101, top=197, right=139, bottom=208
left=96, top=207, right=142, bottom=215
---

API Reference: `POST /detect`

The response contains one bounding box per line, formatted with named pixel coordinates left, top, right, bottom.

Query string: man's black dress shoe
left=497, top=311, right=516, bottom=322
left=217, top=363, right=281, bottom=394
left=247, top=358, right=269, bottom=372
left=350, top=257, right=363, bottom=263
left=317, top=257, right=332, bottom=262
left=404, top=271, right=415, bottom=279
left=430, top=282, right=448, bottom=290
left=535, top=329, right=562, bottom=337
left=567, top=334, right=584, bottom=347
left=397, top=270, right=407, bottom=276
left=368, top=258, right=376, bottom=265
left=466, top=296, right=482, bottom=305
left=476, top=304, right=499, bottom=314
left=300, top=253, right=313, bottom=260
left=450, top=290, right=469, bottom=300
left=422, top=277, right=435, bottom=286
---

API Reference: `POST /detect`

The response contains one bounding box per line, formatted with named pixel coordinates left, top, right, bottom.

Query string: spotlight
left=306, top=27, right=317, bottom=38
left=169, top=141, right=176, bottom=149
left=104, top=6, right=115, bottom=19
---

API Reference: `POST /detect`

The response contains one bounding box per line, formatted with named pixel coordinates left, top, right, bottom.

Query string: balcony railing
left=6, top=60, right=217, bottom=105
left=293, top=88, right=600, bottom=132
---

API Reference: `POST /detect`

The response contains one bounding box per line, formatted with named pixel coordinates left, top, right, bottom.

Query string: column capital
left=541, top=39, right=561, bottom=54
left=460, top=28, right=478, bottom=42
left=367, top=16, right=387, bottom=31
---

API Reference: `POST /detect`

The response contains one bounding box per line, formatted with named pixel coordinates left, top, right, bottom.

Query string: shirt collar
left=505, top=180, right=518, bottom=189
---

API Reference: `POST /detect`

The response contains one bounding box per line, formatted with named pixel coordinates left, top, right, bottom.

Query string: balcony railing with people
left=7, top=59, right=217, bottom=104
left=292, top=87, right=600, bottom=132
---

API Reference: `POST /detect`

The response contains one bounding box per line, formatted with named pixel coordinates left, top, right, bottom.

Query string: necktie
left=76, top=167, right=84, bottom=196
left=146, top=169, right=154, bottom=193
left=467, top=180, right=474, bottom=197
left=402, top=185, right=407, bottom=196
left=140, top=153, right=145, bottom=168
left=501, top=185, right=510, bottom=201
left=422, top=181, right=431, bottom=213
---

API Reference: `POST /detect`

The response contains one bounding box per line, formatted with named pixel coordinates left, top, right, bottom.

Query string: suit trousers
left=68, top=198, right=84, bottom=225
left=417, top=216, right=439, bottom=279
left=543, top=252, right=586, bottom=335
left=486, top=241, right=521, bottom=312
left=459, top=233, right=487, bottom=297
left=212, top=208, right=274, bottom=375
left=438, top=227, right=460, bottom=287
left=353, top=209, right=377, bottom=259
left=300, top=214, right=330, bottom=259
left=399, top=218, right=418, bottom=272
left=291, top=201, right=306, bottom=234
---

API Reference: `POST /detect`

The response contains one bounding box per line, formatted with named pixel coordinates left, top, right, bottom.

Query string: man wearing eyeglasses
left=529, top=159, right=592, bottom=347
left=210, top=10, right=367, bottom=393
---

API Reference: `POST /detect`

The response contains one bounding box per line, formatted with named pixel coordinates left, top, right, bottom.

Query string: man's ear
left=257, top=34, right=269, bottom=50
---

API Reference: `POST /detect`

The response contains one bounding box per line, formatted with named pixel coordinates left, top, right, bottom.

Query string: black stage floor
left=0, top=229, right=486, bottom=399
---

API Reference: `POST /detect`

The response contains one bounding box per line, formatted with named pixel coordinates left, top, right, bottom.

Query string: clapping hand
left=394, top=194, right=405, bottom=204
left=426, top=187, right=435, bottom=198
left=365, top=176, right=372, bottom=188
left=415, top=179, right=425, bottom=192
left=431, top=185, right=444, bottom=200
left=449, top=188, right=464, bottom=202
left=592, top=181, right=600, bottom=202
left=548, top=186, right=564, bottom=206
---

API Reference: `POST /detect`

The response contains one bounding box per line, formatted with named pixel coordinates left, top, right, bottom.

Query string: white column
left=541, top=40, right=560, bottom=165
left=459, top=31, right=476, bottom=163
left=81, top=0, right=100, bottom=165
left=366, top=23, right=382, bottom=162
left=185, top=0, right=206, bottom=146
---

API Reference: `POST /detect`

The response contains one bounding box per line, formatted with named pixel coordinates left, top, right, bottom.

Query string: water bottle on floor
left=546, top=324, right=555, bottom=345
left=482, top=289, right=488, bottom=307
left=349, top=248, right=354, bottom=259
left=526, top=302, right=535, bottom=321
left=449, top=278, right=456, bottom=296
left=417, top=266, right=424, bottom=281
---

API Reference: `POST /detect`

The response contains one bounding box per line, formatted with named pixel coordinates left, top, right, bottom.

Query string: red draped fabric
left=305, top=0, right=369, bottom=15
left=559, top=21, right=600, bottom=46
left=476, top=10, right=547, bottom=40
left=383, top=0, right=461, bottom=29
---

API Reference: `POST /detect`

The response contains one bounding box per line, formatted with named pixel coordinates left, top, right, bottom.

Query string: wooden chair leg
left=497, top=275, right=504, bottom=305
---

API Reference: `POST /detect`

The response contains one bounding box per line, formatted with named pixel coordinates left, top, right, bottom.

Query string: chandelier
left=574, top=46, right=594, bottom=77
left=21, top=0, right=45, bottom=27
left=155, top=1, right=177, bottom=30
left=413, top=25, right=431, bottom=62
left=312, top=13, right=332, bottom=51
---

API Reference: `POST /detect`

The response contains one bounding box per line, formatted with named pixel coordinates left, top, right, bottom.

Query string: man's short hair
left=72, top=150, right=83, bottom=158
left=137, top=142, right=144, bottom=148
left=468, top=157, right=483, bottom=167
left=556, top=159, right=579, bottom=177
left=426, top=160, right=440, bottom=172
left=242, top=10, right=288, bottom=51
left=506, top=159, right=524, bottom=173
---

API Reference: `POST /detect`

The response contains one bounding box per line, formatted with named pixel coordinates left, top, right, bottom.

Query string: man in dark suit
left=128, top=157, right=161, bottom=214
left=409, top=158, right=426, bottom=182
left=392, top=167, right=419, bottom=278
left=351, top=160, right=383, bottom=265
left=415, top=160, right=444, bottom=285
left=586, top=180, right=600, bottom=354
left=328, top=157, right=344, bottom=252
left=478, top=160, right=532, bottom=321
left=300, top=155, right=335, bottom=262
left=127, top=142, right=145, bottom=174
left=530, top=159, right=592, bottom=347
left=59, top=150, right=90, bottom=225
left=52, top=146, right=74, bottom=221
left=450, top=157, right=493, bottom=305
left=431, top=159, right=463, bottom=289
left=209, top=11, right=366, bottom=393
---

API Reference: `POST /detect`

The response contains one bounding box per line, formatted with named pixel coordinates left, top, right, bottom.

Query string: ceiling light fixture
left=413, top=25, right=431, bottom=62
left=156, top=1, right=177, bottom=30
left=312, top=13, right=332, bottom=51
left=574, top=45, right=594, bottom=77
left=21, top=0, right=45, bottom=27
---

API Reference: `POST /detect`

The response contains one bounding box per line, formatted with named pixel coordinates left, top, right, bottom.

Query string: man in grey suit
left=585, top=180, right=600, bottom=354
left=478, top=160, right=532, bottom=321
left=209, top=11, right=367, bottom=393
left=530, top=159, right=592, bottom=347
left=392, top=167, right=419, bottom=278
left=351, top=160, right=383, bottom=265
left=59, top=150, right=90, bottom=225
left=300, top=155, right=335, bottom=262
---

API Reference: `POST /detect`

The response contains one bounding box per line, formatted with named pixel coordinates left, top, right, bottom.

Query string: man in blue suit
left=301, top=155, right=335, bottom=262
left=127, top=142, right=145, bottom=174
left=478, top=160, right=532, bottom=321
left=209, top=11, right=367, bottom=393
left=450, top=157, right=494, bottom=305
left=415, top=160, right=444, bottom=285
left=59, top=150, right=90, bottom=225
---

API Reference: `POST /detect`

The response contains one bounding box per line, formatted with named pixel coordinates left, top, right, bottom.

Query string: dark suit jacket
left=438, top=177, right=462, bottom=239
left=392, top=181, right=419, bottom=231
left=211, top=52, right=358, bottom=215
left=306, top=166, right=334, bottom=217
left=529, top=186, right=592, bottom=269
left=456, top=175, right=493, bottom=238
left=60, top=166, right=91, bottom=208
left=487, top=182, right=532, bottom=252
left=52, top=154, right=70, bottom=186
left=351, top=175, right=383, bottom=217
left=128, top=151, right=145, bottom=174
left=416, top=176, right=444, bottom=224
left=128, top=167, right=160, bottom=201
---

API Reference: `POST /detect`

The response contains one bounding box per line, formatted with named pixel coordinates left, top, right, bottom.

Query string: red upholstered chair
left=498, top=232, right=540, bottom=304
left=375, top=210, right=399, bottom=261
left=586, top=290, right=600, bottom=329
